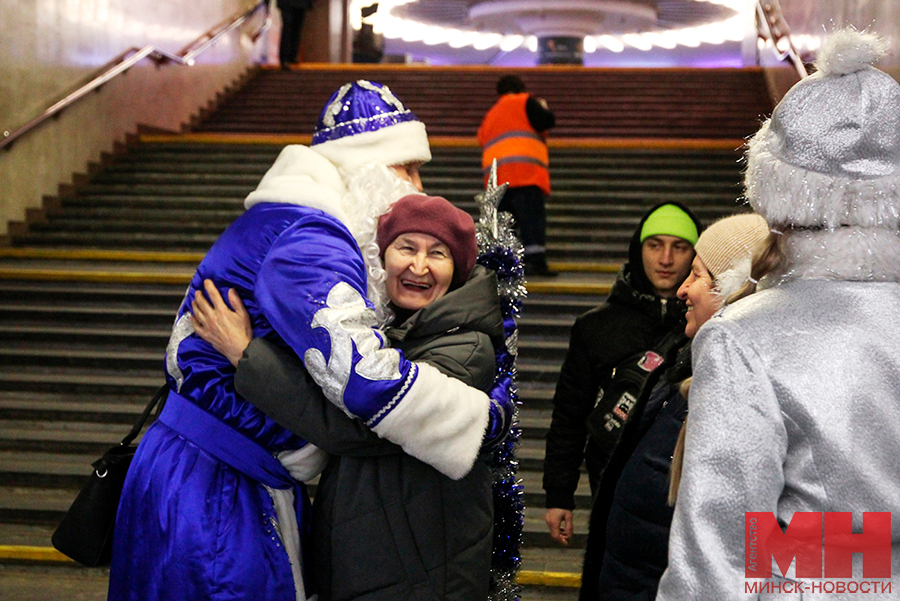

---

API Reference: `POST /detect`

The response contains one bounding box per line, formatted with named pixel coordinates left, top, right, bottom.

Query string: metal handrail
left=1, top=1, right=270, bottom=151
left=756, top=0, right=808, bottom=78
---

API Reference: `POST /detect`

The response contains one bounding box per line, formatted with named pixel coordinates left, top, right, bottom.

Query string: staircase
left=0, top=65, right=767, bottom=599
left=199, top=65, right=771, bottom=139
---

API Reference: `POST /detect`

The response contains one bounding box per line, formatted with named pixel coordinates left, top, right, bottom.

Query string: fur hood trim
left=244, top=145, right=349, bottom=222
left=311, top=120, right=431, bottom=172
left=771, top=226, right=900, bottom=283
left=745, top=121, right=900, bottom=230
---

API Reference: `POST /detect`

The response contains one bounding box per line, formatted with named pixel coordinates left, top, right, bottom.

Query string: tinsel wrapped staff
left=475, top=160, right=526, bottom=601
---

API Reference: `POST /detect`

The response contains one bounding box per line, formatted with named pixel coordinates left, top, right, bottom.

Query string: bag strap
left=120, top=383, right=170, bottom=447
left=586, top=329, right=688, bottom=446
left=653, top=329, right=689, bottom=362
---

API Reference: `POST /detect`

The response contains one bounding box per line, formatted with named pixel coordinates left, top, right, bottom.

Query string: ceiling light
left=422, top=26, right=452, bottom=46
left=622, top=33, right=653, bottom=51
left=376, top=0, right=754, bottom=54
left=473, top=33, right=503, bottom=50
left=500, top=35, right=525, bottom=52
left=645, top=32, right=677, bottom=49
left=596, top=35, right=625, bottom=53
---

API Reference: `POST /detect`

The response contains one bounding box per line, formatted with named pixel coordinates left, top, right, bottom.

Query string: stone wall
left=0, top=0, right=270, bottom=237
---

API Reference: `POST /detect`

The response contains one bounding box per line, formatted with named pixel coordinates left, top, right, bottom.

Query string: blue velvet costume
left=107, top=145, right=494, bottom=601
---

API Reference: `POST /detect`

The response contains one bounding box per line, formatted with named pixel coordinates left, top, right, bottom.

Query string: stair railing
left=756, top=0, right=808, bottom=78
left=1, top=1, right=271, bottom=152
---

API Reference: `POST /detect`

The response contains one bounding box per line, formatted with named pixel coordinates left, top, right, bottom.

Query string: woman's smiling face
left=677, top=255, right=722, bottom=339
left=384, top=232, right=455, bottom=311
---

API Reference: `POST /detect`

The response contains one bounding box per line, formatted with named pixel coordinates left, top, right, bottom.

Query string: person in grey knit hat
left=657, top=29, right=900, bottom=600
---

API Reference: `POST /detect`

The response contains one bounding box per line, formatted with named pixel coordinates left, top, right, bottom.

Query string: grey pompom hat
left=745, top=29, right=900, bottom=232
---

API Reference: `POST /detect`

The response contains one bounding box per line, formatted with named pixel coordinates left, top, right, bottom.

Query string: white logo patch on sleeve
left=304, top=282, right=402, bottom=413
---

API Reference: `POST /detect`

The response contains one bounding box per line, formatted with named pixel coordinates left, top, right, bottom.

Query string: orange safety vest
left=477, top=93, right=551, bottom=195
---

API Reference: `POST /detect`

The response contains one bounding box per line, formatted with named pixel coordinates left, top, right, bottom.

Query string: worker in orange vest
left=478, top=75, right=557, bottom=277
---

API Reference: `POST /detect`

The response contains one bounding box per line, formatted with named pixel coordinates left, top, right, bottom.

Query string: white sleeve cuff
left=371, top=361, right=490, bottom=480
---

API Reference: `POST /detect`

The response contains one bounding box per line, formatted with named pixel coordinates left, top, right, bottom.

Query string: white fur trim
left=745, top=122, right=900, bottom=229
left=277, top=444, right=330, bottom=482
left=264, top=485, right=308, bottom=601
left=245, top=145, right=349, bottom=224
left=311, top=120, right=431, bottom=171
left=370, top=362, right=490, bottom=480
left=775, top=227, right=900, bottom=282
left=815, top=29, right=887, bottom=76
left=714, top=255, right=753, bottom=302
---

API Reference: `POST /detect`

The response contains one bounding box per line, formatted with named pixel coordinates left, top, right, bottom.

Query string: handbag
left=51, top=383, right=169, bottom=566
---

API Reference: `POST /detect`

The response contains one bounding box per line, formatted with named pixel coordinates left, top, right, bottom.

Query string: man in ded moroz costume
left=108, top=81, right=513, bottom=601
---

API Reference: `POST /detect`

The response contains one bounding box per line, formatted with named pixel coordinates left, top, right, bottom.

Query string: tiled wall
left=0, top=0, right=270, bottom=236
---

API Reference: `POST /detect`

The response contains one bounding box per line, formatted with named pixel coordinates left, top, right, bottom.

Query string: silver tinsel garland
left=475, top=162, right=526, bottom=601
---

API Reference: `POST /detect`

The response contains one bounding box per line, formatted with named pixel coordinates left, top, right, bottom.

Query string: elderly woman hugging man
left=191, top=193, right=505, bottom=601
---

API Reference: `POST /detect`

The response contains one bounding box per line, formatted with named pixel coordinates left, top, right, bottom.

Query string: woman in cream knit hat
left=657, top=29, right=900, bottom=600
left=680, top=212, right=771, bottom=338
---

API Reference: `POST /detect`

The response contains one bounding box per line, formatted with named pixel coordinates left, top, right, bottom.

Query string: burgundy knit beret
left=377, top=194, right=477, bottom=284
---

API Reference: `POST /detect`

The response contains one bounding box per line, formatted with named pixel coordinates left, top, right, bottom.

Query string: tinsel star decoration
left=476, top=161, right=526, bottom=316
left=476, top=160, right=526, bottom=601
left=476, top=160, right=508, bottom=241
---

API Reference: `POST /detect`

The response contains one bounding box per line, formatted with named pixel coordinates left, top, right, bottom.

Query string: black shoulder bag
left=585, top=330, right=687, bottom=469
left=51, top=383, right=169, bottom=566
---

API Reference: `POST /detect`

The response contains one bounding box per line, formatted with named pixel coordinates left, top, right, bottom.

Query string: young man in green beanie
left=542, top=202, right=702, bottom=601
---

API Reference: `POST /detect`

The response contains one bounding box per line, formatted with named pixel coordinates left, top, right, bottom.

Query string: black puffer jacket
left=234, top=266, right=505, bottom=601
left=542, top=203, right=700, bottom=510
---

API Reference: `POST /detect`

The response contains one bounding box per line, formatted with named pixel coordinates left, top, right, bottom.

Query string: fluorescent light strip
left=358, top=0, right=753, bottom=53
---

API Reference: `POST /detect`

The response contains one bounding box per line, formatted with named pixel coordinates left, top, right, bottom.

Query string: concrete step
left=10, top=231, right=221, bottom=251
left=29, top=218, right=237, bottom=234
left=0, top=368, right=163, bottom=395
left=0, top=280, right=187, bottom=305
left=0, top=460, right=592, bottom=536
left=0, top=391, right=153, bottom=424
left=0, top=302, right=177, bottom=324
left=0, top=420, right=144, bottom=454
left=200, top=67, right=769, bottom=138
left=0, top=323, right=170, bottom=346
left=0, top=410, right=560, bottom=456
left=0, top=522, right=585, bottom=599
left=63, top=195, right=242, bottom=210
left=0, top=345, right=165, bottom=371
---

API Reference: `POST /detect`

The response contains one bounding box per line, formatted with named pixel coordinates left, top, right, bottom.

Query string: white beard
left=338, top=163, right=423, bottom=327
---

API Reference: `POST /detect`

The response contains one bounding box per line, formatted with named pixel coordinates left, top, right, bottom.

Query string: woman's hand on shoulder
left=190, top=279, right=253, bottom=367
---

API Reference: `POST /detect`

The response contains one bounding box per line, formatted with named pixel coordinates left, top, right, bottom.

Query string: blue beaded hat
left=311, top=80, right=431, bottom=171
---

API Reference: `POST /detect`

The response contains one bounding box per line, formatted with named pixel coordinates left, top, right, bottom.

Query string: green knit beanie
left=640, top=204, right=699, bottom=246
